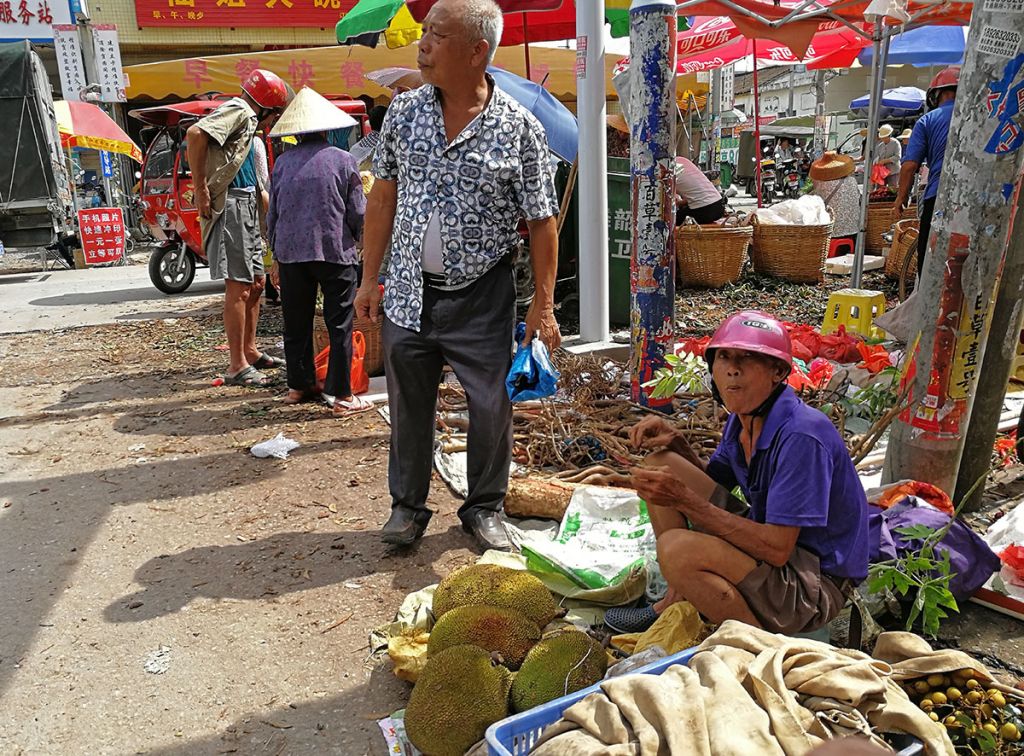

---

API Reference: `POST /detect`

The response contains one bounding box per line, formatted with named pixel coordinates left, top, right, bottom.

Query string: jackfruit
left=404, top=644, right=512, bottom=756
left=427, top=604, right=542, bottom=669
left=510, top=630, right=608, bottom=712
left=432, top=564, right=563, bottom=628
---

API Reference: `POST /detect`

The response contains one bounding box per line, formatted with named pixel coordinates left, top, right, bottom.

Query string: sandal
left=224, top=366, right=273, bottom=387
left=332, top=395, right=375, bottom=417
left=281, top=387, right=321, bottom=405
left=252, top=353, right=285, bottom=370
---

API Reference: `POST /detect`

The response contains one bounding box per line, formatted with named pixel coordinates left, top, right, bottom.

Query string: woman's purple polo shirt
left=706, top=386, right=870, bottom=582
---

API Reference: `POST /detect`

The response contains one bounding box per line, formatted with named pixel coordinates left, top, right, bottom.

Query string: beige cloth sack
left=532, top=620, right=958, bottom=756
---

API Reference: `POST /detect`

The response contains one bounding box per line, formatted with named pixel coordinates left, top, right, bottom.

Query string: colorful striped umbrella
left=54, top=100, right=142, bottom=162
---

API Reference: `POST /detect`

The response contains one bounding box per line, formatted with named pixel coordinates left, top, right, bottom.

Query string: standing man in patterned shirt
left=355, top=0, right=561, bottom=551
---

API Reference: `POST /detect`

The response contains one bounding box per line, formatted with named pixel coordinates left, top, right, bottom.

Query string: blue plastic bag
left=505, top=322, right=560, bottom=402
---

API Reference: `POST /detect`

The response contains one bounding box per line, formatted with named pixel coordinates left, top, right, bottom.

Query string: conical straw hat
left=269, top=87, right=357, bottom=137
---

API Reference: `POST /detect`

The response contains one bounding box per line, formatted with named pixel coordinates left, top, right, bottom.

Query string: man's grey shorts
left=207, top=188, right=263, bottom=284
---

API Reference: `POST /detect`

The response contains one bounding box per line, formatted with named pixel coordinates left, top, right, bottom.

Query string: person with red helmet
left=185, top=68, right=289, bottom=386
left=892, top=66, right=959, bottom=286
left=604, top=311, right=869, bottom=636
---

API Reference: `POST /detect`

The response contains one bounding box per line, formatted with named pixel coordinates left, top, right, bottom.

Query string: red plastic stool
left=828, top=237, right=855, bottom=258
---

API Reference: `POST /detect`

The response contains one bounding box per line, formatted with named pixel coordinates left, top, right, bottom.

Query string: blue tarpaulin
left=857, top=26, right=966, bottom=67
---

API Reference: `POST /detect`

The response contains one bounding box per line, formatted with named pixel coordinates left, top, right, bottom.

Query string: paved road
left=0, top=262, right=223, bottom=334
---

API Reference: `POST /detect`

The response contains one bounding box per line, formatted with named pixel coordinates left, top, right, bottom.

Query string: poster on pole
left=77, top=208, right=125, bottom=265
left=91, top=24, right=126, bottom=102
left=53, top=24, right=86, bottom=101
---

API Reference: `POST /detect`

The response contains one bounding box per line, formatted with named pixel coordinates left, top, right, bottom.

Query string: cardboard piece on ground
left=826, top=254, right=885, bottom=275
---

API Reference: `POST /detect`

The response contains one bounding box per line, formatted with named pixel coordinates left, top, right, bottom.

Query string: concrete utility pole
left=883, top=11, right=1024, bottom=495
left=576, top=0, right=610, bottom=344
left=710, top=66, right=722, bottom=169
left=954, top=187, right=1024, bottom=508
left=628, top=0, right=677, bottom=407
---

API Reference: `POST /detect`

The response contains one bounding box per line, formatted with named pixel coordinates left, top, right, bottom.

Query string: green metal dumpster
left=607, top=156, right=631, bottom=326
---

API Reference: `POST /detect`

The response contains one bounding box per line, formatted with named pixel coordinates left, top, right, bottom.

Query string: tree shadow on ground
left=103, top=525, right=463, bottom=623
left=151, top=666, right=409, bottom=756
left=28, top=282, right=224, bottom=308
left=0, top=440, right=351, bottom=700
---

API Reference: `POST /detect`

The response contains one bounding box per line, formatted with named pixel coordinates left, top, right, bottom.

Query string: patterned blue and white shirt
left=373, top=77, right=558, bottom=331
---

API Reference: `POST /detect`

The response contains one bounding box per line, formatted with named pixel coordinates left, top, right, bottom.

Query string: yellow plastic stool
left=821, top=289, right=886, bottom=339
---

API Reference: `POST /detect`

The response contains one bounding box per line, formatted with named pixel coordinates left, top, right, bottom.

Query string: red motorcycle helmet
left=926, top=66, right=960, bottom=109
left=704, top=310, right=793, bottom=375
left=241, top=69, right=289, bottom=110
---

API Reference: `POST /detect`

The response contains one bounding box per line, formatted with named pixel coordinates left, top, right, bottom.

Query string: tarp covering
left=123, top=44, right=628, bottom=101
left=857, top=24, right=966, bottom=66
left=0, top=41, right=31, bottom=99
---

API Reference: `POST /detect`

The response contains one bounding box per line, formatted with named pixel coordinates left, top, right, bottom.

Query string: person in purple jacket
left=267, top=88, right=372, bottom=416
left=605, top=311, right=869, bottom=635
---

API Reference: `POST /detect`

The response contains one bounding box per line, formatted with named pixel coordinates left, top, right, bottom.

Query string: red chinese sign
left=78, top=208, right=125, bottom=266
left=135, top=0, right=358, bottom=27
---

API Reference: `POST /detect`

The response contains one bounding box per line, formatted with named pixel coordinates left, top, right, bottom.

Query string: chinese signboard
left=91, top=24, right=125, bottom=102
left=99, top=150, right=113, bottom=178
left=78, top=207, right=125, bottom=265
left=134, top=0, right=358, bottom=28
left=53, top=23, right=86, bottom=100
left=0, top=0, right=68, bottom=41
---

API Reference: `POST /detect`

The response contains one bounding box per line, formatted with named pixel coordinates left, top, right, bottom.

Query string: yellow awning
left=124, top=44, right=706, bottom=104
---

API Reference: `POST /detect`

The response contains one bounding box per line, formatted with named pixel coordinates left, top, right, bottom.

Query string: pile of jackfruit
left=404, top=564, right=609, bottom=756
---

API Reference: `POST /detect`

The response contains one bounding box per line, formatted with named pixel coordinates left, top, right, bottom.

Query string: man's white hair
left=459, top=0, right=504, bottom=64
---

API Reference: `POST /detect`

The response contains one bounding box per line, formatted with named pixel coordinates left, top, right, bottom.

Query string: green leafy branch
left=643, top=351, right=708, bottom=400
left=866, top=472, right=988, bottom=638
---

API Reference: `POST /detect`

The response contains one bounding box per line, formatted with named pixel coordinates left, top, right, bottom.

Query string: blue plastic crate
left=485, top=646, right=924, bottom=756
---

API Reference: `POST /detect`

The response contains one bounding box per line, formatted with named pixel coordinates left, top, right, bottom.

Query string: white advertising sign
left=53, top=23, right=86, bottom=101
left=91, top=23, right=125, bottom=102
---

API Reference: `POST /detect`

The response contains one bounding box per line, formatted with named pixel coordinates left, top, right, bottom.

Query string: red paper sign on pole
left=78, top=208, right=125, bottom=265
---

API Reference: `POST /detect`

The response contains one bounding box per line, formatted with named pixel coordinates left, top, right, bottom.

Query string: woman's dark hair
left=369, top=105, right=388, bottom=132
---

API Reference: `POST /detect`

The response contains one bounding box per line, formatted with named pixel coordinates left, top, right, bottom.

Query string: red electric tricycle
left=130, top=96, right=369, bottom=294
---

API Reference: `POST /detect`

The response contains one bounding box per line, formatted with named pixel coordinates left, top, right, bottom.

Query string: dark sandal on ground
left=224, top=366, right=273, bottom=387
left=252, top=352, right=285, bottom=370
left=604, top=605, right=659, bottom=634
left=281, top=387, right=321, bottom=405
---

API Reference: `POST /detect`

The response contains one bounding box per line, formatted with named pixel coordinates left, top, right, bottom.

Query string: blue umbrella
left=850, top=86, right=926, bottom=118
left=487, top=66, right=578, bottom=162
left=857, top=26, right=966, bottom=67
left=364, top=65, right=578, bottom=162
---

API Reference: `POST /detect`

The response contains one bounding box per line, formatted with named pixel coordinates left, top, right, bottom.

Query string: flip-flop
left=252, top=353, right=285, bottom=370
left=332, top=395, right=375, bottom=417
left=224, top=366, right=273, bottom=387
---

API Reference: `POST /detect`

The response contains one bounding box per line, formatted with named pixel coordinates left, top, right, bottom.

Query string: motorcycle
left=748, top=154, right=777, bottom=204
left=776, top=155, right=802, bottom=200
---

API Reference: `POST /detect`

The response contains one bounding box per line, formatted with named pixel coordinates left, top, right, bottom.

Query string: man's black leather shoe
left=461, top=511, right=511, bottom=551
left=381, top=507, right=431, bottom=546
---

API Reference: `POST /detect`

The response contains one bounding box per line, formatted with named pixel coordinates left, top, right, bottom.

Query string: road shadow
left=150, top=666, right=408, bottom=755
left=104, top=524, right=464, bottom=623
left=28, top=282, right=223, bottom=308
left=0, top=440, right=347, bottom=700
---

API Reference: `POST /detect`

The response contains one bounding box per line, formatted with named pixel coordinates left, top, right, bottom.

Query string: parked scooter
left=748, top=151, right=777, bottom=204
left=776, top=152, right=802, bottom=200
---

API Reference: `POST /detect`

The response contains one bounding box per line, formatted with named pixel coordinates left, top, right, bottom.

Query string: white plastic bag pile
left=752, top=194, right=831, bottom=225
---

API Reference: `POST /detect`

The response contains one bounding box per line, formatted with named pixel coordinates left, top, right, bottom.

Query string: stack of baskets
left=866, top=203, right=916, bottom=253
left=749, top=214, right=834, bottom=284
left=313, top=305, right=385, bottom=377
left=885, top=219, right=919, bottom=280
left=675, top=221, right=752, bottom=288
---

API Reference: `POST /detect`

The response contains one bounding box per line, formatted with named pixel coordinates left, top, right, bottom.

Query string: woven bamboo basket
left=866, top=202, right=916, bottom=253
left=885, top=219, right=919, bottom=280
left=749, top=216, right=833, bottom=283
left=313, top=307, right=385, bottom=377
left=675, top=222, right=751, bottom=288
